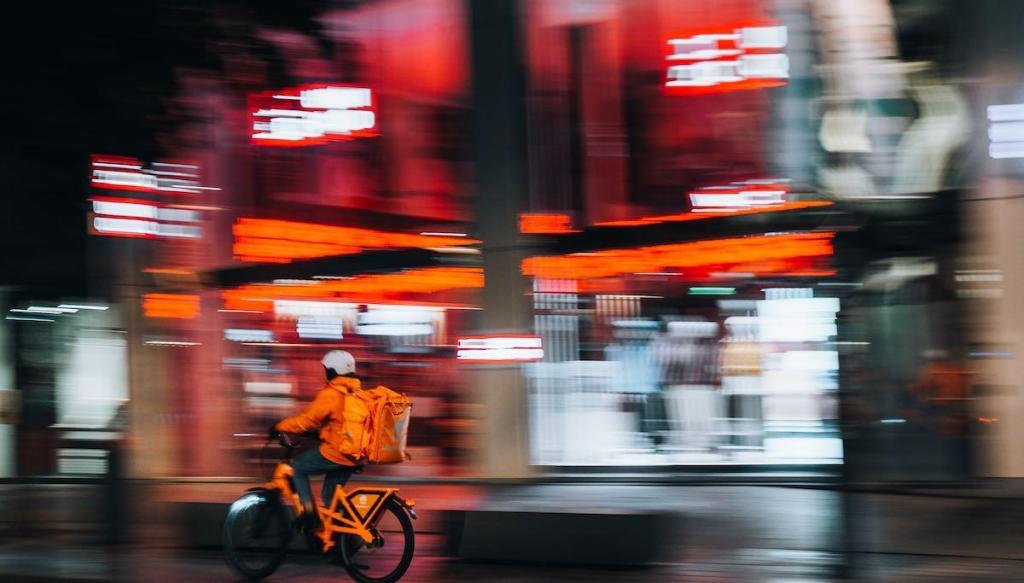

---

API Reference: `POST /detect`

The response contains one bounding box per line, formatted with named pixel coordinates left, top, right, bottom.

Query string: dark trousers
left=292, top=447, right=355, bottom=510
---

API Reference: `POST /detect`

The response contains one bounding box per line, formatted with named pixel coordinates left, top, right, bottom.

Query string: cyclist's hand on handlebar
left=267, top=423, right=281, bottom=439
left=275, top=431, right=298, bottom=449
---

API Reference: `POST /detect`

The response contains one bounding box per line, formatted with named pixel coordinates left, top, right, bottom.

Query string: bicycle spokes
left=341, top=500, right=414, bottom=582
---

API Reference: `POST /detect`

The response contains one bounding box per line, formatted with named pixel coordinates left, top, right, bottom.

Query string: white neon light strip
left=690, top=189, right=786, bottom=209
left=457, top=348, right=544, bottom=361
left=93, top=217, right=201, bottom=239
left=356, top=323, right=435, bottom=337
left=93, top=160, right=209, bottom=193
left=274, top=300, right=358, bottom=318
left=27, top=306, right=78, bottom=314
left=253, top=87, right=375, bottom=143
left=666, top=26, right=788, bottom=89
left=988, top=104, right=1024, bottom=122
left=93, top=162, right=143, bottom=170
left=92, top=170, right=159, bottom=190
left=668, top=49, right=743, bottom=61
left=458, top=337, right=542, bottom=350
left=253, top=109, right=308, bottom=118
left=300, top=87, right=372, bottom=110
left=93, top=200, right=157, bottom=219
left=145, top=340, right=201, bottom=346
left=737, top=26, right=787, bottom=49
left=224, top=329, right=275, bottom=343
left=457, top=336, right=545, bottom=361
left=990, top=142, right=1024, bottom=159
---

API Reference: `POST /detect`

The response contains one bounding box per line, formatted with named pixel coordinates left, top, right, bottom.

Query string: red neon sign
left=664, top=21, right=788, bottom=95
left=250, top=85, right=378, bottom=147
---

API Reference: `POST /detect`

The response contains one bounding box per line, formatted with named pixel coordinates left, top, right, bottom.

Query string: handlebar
left=272, top=431, right=320, bottom=459
left=276, top=432, right=300, bottom=450
left=253, top=431, right=363, bottom=474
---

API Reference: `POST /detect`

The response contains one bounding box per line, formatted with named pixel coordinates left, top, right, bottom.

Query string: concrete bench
left=443, top=507, right=673, bottom=566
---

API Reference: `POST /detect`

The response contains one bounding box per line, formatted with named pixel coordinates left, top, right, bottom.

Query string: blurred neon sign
left=457, top=336, right=544, bottom=362
left=988, top=103, right=1024, bottom=159
left=594, top=200, right=830, bottom=228
left=233, top=218, right=476, bottom=263
left=90, top=196, right=201, bottom=240
left=523, top=232, right=834, bottom=280
left=296, top=316, right=345, bottom=340
left=222, top=267, right=485, bottom=312
left=665, top=22, right=788, bottom=95
left=519, top=213, right=577, bottom=234
left=91, top=156, right=205, bottom=194
left=688, top=179, right=789, bottom=212
left=250, top=85, right=377, bottom=146
left=143, top=294, right=199, bottom=319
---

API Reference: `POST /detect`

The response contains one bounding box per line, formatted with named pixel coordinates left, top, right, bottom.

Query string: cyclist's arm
left=275, top=389, right=340, bottom=434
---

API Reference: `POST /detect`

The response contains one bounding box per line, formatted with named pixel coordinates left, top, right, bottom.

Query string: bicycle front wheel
left=340, top=498, right=415, bottom=583
left=222, top=491, right=291, bottom=580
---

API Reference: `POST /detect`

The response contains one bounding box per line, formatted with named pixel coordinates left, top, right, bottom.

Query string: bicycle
left=223, top=433, right=417, bottom=582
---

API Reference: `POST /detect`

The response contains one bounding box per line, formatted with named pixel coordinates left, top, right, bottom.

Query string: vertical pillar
left=466, top=0, right=533, bottom=477
left=0, top=289, right=15, bottom=478
left=121, top=240, right=176, bottom=478
left=961, top=1, right=1024, bottom=479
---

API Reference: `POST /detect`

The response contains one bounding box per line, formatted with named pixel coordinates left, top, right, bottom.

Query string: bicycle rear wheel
left=222, top=491, right=291, bottom=580
left=340, top=498, right=415, bottom=583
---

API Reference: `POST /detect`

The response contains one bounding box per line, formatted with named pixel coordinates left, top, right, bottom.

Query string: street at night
left=2, top=0, right=1024, bottom=581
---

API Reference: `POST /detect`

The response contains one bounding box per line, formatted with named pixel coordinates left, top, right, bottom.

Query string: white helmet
left=321, top=350, right=356, bottom=376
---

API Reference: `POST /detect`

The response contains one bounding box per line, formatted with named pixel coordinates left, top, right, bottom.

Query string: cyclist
left=270, top=350, right=367, bottom=531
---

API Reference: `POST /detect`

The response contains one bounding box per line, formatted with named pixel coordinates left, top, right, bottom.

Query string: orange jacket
left=275, top=376, right=369, bottom=465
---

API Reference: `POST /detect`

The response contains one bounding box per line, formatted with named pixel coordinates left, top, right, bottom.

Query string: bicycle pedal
left=317, top=529, right=335, bottom=551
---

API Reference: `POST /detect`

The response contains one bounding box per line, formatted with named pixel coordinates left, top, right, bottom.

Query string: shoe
left=295, top=506, right=322, bottom=533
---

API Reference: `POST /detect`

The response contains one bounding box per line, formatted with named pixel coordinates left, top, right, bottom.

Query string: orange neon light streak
left=143, top=268, right=196, bottom=275
left=593, top=200, right=831, bottom=227
left=519, top=213, right=577, bottom=234
left=225, top=233, right=833, bottom=311
left=143, top=293, right=200, bottom=319
left=523, top=232, right=835, bottom=280
left=222, top=267, right=485, bottom=311
left=233, top=218, right=478, bottom=263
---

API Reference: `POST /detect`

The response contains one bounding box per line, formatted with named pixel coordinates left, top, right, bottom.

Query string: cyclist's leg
left=291, top=448, right=332, bottom=514
left=320, top=465, right=355, bottom=504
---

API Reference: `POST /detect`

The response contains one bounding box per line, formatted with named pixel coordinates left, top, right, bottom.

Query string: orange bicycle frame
left=266, top=463, right=415, bottom=552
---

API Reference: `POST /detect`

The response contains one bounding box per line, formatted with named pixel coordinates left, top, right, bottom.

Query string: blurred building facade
left=5, top=0, right=1024, bottom=483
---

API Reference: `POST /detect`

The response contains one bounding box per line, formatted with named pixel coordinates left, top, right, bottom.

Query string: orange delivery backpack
left=356, top=386, right=412, bottom=464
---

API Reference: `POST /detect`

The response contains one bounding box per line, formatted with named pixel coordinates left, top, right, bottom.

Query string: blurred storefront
left=2, top=0, right=1002, bottom=483
left=516, top=0, right=843, bottom=468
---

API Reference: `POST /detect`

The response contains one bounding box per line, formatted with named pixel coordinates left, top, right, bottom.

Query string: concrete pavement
left=2, top=539, right=1024, bottom=582
left=4, top=481, right=1024, bottom=581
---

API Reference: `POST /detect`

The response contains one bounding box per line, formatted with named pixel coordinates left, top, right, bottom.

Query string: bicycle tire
left=223, top=491, right=291, bottom=580
left=340, top=498, right=415, bottom=583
